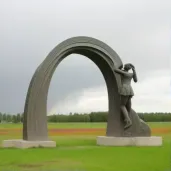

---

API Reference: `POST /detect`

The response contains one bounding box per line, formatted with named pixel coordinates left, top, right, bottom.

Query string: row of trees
left=48, top=112, right=171, bottom=122
left=48, top=112, right=108, bottom=122
left=0, top=113, right=23, bottom=123
left=0, top=112, right=171, bottom=123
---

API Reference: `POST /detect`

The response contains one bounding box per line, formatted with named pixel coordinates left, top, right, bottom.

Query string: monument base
left=97, top=136, right=162, bottom=146
left=2, top=139, right=56, bottom=149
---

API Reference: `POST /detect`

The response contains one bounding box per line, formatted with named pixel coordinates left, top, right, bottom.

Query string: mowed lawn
left=0, top=122, right=170, bottom=171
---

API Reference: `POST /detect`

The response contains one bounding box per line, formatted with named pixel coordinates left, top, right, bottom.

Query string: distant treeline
left=0, top=112, right=171, bottom=123
left=48, top=112, right=171, bottom=122
left=0, top=113, right=23, bottom=123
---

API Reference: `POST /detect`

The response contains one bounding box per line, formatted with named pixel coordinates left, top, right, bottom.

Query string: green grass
left=0, top=122, right=170, bottom=171
left=0, top=122, right=106, bottom=129
left=0, top=144, right=170, bottom=171
left=0, top=121, right=171, bottom=129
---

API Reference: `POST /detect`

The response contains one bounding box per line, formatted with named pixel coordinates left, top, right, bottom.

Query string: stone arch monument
left=3, top=36, right=162, bottom=148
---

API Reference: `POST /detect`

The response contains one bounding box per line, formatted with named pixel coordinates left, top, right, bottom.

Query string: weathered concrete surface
left=97, top=136, right=162, bottom=146
left=3, top=140, right=56, bottom=148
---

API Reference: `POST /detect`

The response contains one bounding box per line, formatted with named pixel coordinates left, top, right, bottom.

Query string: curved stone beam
left=23, top=36, right=124, bottom=141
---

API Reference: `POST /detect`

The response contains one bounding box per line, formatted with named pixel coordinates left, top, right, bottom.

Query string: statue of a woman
left=114, top=63, right=138, bottom=129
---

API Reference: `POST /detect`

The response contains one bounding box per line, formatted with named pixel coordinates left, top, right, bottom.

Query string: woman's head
left=124, top=63, right=133, bottom=71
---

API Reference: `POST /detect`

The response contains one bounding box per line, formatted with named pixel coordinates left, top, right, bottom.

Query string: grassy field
left=0, top=122, right=170, bottom=171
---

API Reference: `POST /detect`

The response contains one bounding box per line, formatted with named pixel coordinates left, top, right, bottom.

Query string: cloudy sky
left=0, top=0, right=170, bottom=114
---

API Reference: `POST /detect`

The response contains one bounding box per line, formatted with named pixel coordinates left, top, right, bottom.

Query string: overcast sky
left=0, top=0, right=170, bottom=114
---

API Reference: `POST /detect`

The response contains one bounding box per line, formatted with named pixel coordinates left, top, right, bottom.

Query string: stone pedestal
left=97, top=136, right=162, bottom=146
left=3, top=139, right=56, bottom=149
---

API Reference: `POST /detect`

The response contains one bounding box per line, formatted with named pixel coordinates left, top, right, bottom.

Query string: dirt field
left=0, top=127, right=170, bottom=136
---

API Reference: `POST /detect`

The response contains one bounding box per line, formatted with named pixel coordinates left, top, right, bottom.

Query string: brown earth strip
left=0, top=128, right=170, bottom=135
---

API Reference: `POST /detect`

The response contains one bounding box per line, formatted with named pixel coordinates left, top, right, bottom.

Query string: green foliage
left=0, top=113, right=2, bottom=123
left=1, top=112, right=171, bottom=123
left=47, top=112, right=171, bottom=123
left=0, top=113, right=22, bottom=123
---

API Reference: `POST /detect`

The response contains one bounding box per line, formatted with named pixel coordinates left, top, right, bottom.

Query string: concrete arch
left=23, top=36, right=125, bottom=141
left=23, top=36, right=150, bottom=141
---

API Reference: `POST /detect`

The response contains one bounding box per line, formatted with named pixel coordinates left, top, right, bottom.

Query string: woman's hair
left=124, top=63, right=132, bottom=70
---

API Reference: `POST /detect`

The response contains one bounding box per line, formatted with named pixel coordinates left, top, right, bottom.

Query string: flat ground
left=0, top=122, right=170, bottom=171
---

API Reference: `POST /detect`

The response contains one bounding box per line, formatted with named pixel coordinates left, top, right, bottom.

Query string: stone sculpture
left=114, top=63, right=137, bottom=129
left=22, top=36, right=151, bottom=141
left=3, top=36, right=163, bottom=148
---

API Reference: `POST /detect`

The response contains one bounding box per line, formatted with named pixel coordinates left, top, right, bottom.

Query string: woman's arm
left=132, top=68, right=138, bottom=82
left=114, top=69, right=127, bottom=75
left=114, top=69, right=132, bottom=77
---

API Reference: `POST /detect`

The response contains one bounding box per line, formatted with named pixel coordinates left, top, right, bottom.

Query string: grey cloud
left=0, top=0, right=170, bottom=113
